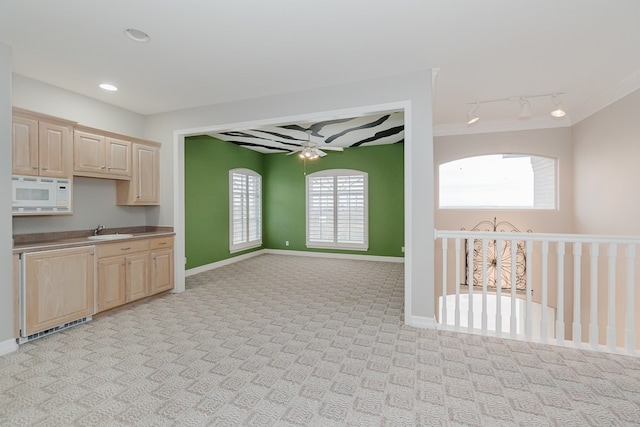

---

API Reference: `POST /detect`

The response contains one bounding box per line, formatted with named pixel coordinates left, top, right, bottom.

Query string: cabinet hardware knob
left=32, top=167, right=38, bottom=169
left=121, top=247, right=131, bottom=250
left=42, top=168, right=48, bottom=171
left=101, top=166, right=106, bottom=169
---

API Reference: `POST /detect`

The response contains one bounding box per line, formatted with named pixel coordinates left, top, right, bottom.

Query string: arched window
left=229, top=168, right=262, bottom=252
left=306, top=169, right=368, bottom=250
left=439, top=154, right=557, bottom=209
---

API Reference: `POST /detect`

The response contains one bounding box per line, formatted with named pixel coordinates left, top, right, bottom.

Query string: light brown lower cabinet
left=97, top=236, right=173, bottom=313
left=97, top=252, right=150, bottom=312
left=13, top=254, right=19, bottom=339
left=23, top=246, right=94, bottom=336
left=150, top=237, right=174, bottom=294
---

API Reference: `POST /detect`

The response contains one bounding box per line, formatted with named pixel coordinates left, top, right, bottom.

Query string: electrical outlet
left=401, top=246, right=405, bottom=253
left=285, top=241, right=289, bottom=246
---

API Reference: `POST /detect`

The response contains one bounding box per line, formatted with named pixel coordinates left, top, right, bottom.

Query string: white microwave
left=12, top=175, right=72, bottom=215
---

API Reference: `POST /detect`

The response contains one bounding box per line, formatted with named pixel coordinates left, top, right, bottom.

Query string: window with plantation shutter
left=306, top=169, right=368, bottom=250
left=229, top=169, right=262, bottom=253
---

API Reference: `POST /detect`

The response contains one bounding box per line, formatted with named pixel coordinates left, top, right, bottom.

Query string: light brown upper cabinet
left=12, top=108, right=75, bottom=178
left=116, top=141, right=160, bottom=205
left=74, top=127, right=132, bottom=179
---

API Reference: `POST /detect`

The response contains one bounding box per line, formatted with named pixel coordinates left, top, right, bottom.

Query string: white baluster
left=495, top=238, right=503, bottom=336
left=510, top=239, right=517, bottom=339
left=455, top=238, right=461, bottom=330
left=607, top=244, right=617, bottom=350
left=526, top=240, right=533, bottom=341
left=589, top=243, right=599, bottom=348
left=626, top=244, right=636, bottom=353
left=481, top=238, right=488, bottom=334
left=441, top=238, right=448, bottom=326
left=573, top=242, right=582, bottom=346
left=556, top=242, right=565, bottom=343
left=541, top=241, right=549, bottom=343
left=467, top=238, right=474, bottom=331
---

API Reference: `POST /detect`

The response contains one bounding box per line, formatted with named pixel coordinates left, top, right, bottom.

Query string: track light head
left=550, top=94, right=566, bottom=118
left=518, top=97, right=532, bottom=120
left=466, top=103, right=480, bottom=125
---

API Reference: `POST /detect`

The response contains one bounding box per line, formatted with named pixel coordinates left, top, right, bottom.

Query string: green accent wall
left=264, top=144, right=404, bottom=256
left=185, top=136, right=404, bottom=270
left=185, top=136, right=264, bottom=269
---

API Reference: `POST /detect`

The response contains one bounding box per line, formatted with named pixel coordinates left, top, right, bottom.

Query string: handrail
left=435, top=229, right=640, bottom=245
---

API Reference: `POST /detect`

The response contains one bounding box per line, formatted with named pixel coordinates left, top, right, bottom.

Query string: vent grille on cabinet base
left=18, top=316, right=91, bottom=344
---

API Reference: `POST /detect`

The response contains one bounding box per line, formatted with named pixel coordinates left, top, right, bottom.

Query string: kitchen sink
left=87, top=234, right=134, bottom=241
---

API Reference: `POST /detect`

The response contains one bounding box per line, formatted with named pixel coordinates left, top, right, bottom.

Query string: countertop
left=13, top=227, right=174, bottom=254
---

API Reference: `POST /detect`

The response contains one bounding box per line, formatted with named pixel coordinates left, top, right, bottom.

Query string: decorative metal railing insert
left=434, top=229, right=640, bottom=355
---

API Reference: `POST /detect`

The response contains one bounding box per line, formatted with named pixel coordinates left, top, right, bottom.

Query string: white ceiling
left=1, top=1, right=640, bottom=134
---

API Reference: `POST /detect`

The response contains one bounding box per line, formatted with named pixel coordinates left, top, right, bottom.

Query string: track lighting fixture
left=466, top=103, right=480, bottom=125
left=466, top=92, right=566, bottom=125
left=550, top=94, right=566, bottom=118
left=518, top=97, right=532, bottom=120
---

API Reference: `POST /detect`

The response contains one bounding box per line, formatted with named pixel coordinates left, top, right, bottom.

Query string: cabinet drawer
left=150, top=236, right=174, bottom=250
left=98, top=239, right=149, bottom=258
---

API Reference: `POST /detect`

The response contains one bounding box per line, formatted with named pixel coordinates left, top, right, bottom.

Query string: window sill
left=306, top=243, right=368, bottom=252
left=230, top=241, right=262, bottom=254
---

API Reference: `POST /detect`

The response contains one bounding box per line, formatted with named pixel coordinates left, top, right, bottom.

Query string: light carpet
left=1, top=254, right=640, bottom=426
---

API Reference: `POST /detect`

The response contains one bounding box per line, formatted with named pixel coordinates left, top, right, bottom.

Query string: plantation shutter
left=247, top=174, right=261, bottom=242
left=231, top=172, right=247, bottom=245
left=336, top=175, right=365, bottom=244
left=307, top=170, right=367, bottom=250
left=308, top=176, right=335, bottom=243
left=230, top=169, right=262, bottom=252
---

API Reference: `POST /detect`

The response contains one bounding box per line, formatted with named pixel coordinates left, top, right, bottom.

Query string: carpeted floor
left=1, top=254, right=640, bottom=426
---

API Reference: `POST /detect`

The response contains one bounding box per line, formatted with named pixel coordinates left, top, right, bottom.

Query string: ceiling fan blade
left=286, top=149, right=302, bottom=155
left=321, top=147, right=344, bottom=152
left=316, top=149, right=328, bottom=157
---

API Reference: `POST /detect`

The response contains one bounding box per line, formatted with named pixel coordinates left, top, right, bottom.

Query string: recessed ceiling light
left=125, top=28, right=150, bottom=43
left=99, top=83, right=118, bottom=91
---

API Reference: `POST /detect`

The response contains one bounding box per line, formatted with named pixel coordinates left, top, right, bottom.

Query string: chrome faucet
left=93, top=225, right=106, bottom=236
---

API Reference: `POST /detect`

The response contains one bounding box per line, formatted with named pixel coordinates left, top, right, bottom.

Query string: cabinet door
left=126, top=253, right=149, bottom=302
left=39, top=122, right=72, bottom=178
left=24, top=247, right=94, bottom=336
left=12, top=116, right=39, bottom=175
left=150, top=249, right=173, bottom=294
left=133, top=143, right=159, bottom=204
left=13, top=254, right=19, bottom=339
left=97, top=256, right=126, bottom=312
left=74, top=130, right=106, bottom=175
left=106, top=137, right=132, bottom=177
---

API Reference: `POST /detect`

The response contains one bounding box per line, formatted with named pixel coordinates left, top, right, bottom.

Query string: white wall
left=144, top=70, right=436, bottom=324
left=0, top=43, right=15, bottom=350
left=572, top=88, right=640, bottom=347
left=11, top=75, right=152, bottom=234
left=573, top=88, right=640, bottom=236
left=435, top=127, right=574, bottom=234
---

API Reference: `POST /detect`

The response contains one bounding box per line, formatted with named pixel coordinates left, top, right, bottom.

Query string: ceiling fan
left=287, top=130, right=343, bottom=160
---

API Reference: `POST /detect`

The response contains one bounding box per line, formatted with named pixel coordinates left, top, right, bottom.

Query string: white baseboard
left=409, top=315, right=438, bottom=330
left=185, top=249, right=266, bottom=276
left=264, top=249, right=404, bottom=263
left=0, top=338, right=18, bottom=356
